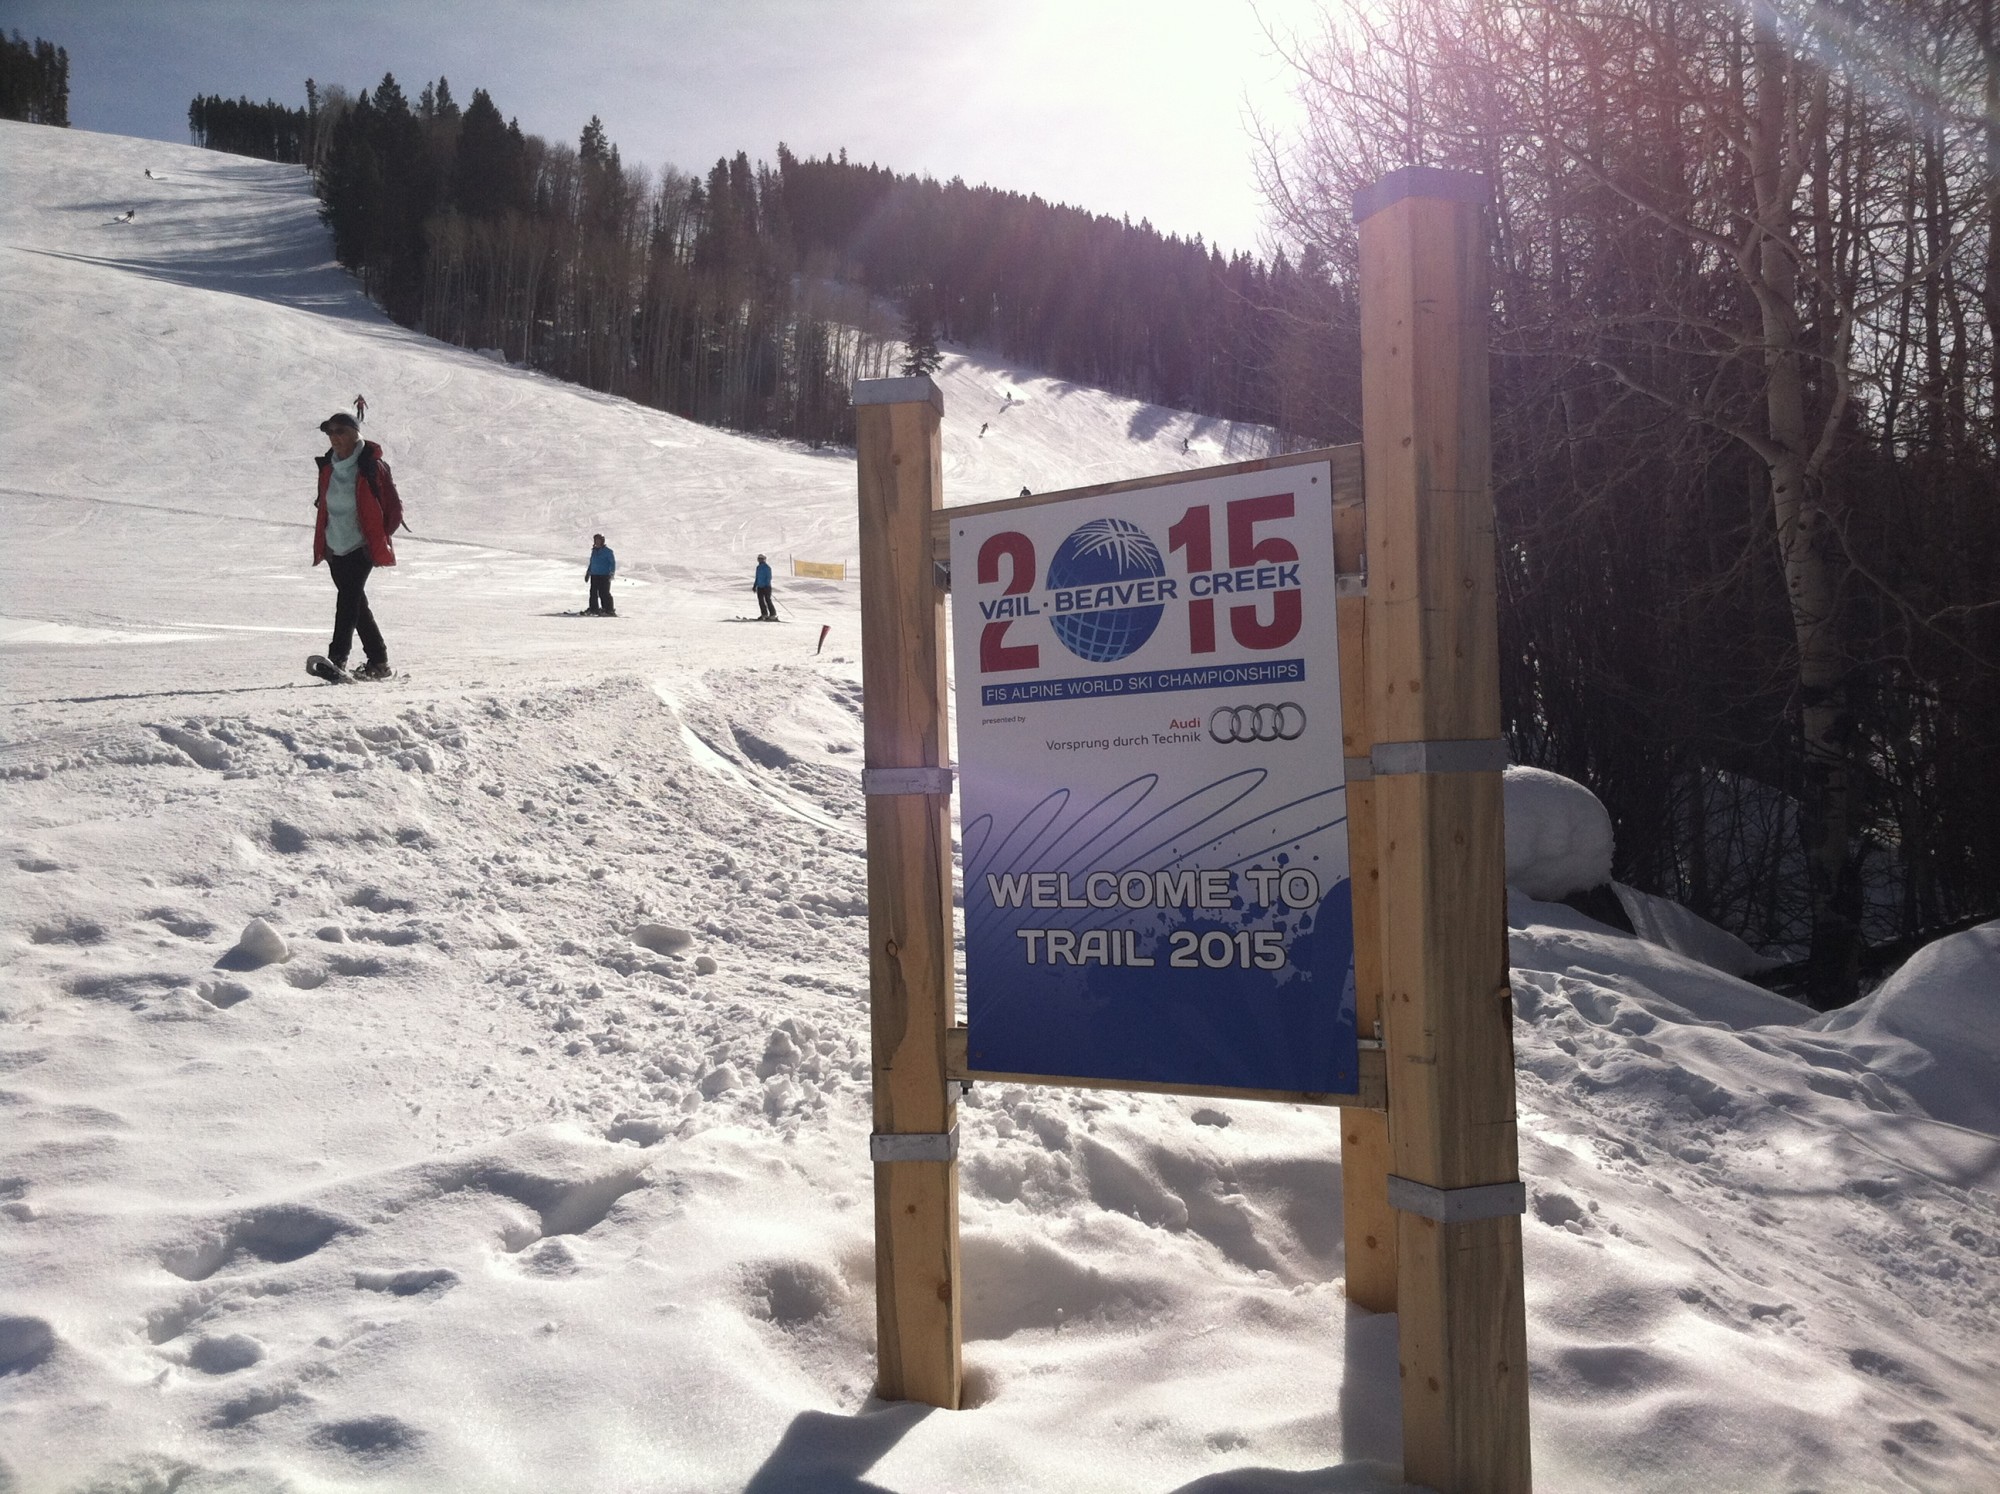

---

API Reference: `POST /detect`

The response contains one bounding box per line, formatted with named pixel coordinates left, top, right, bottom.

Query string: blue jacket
left=754, top=561, right=772, bottom=587
left=587, top=545, right=615, bottom=576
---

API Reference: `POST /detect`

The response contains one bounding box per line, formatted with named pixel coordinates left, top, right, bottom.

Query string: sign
left=949, top=460, right=1356, bottom=1093
left=793, top=558, right=848, bottom=580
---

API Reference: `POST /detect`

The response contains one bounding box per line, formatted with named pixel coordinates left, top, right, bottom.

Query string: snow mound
left=1503, top=766, right=1613, bottom=900
left=1509, top=891, right=1809, bottom=1031
left=1612, top=881, right=1778, bottom=979
left=224, top=916, right=290, bottom=968
left=1813, top=921, right=2000, bottom=1135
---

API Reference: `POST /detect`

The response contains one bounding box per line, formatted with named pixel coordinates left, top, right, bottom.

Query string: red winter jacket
left=313, top=440, right=399, bottom=567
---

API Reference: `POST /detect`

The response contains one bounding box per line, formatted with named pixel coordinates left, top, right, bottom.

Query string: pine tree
left=454, top=89, right=523, bottom=219
left=900, top=285, right=943, bottom=377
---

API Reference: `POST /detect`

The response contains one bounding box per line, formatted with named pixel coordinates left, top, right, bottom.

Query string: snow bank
left=1813, top=921, right=2000, bottom=1135
left=1503, top=766, right=1613, bottom=900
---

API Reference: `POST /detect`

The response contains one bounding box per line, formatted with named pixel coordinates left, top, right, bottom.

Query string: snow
left=1503, top=765, right=1615, bottom=901
left=3, top=120, right=1997, bottom=1493
left=1612, top=881, right=1780, bottom=980
left=1813, top=923, right=2000, bottom=1137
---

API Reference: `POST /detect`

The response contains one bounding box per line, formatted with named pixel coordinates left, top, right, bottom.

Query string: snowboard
left=307, top=656, right=395, bottom=683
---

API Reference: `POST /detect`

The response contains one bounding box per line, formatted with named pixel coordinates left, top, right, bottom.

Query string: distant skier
left=353, top=393, right=368, bottom=425
left=110, top=209, right=134, bottom=223
left=1182, top=436, right=1190, bottom=453
left=144, top=169, right=159, bottom=179
left=754, top=554, right=777, bottom=620
left=310, top=411, right=398, bottom=679
left=585, top=533, right=616, bottom=616
left=979, top=422, right=988, bottom=437
left=1019, top=486, right=1032, bottom=497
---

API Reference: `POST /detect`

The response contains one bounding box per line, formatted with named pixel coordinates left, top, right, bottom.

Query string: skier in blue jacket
left=754, top=554, right=776, bottom=620
left=586, top=534, right=616, bottom=616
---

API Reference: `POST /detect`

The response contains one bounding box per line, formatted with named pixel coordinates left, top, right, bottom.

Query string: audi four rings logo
left=1209, top=703, right=1307, bottom=742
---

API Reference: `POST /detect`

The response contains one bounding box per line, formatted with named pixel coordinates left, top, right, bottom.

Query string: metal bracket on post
left=870, top=1126, right=960, bottom=1163
left=1370, top=738, right=1509, bottom=777
left=1386, top=1175, right=1527, bottom=1224
left=862, top=767, right=954, bottom=797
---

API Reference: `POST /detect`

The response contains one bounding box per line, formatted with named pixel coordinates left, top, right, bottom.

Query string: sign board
left=793, top=558, right=848, bottom=580
left=948, top=459, right=1356, bottom=1093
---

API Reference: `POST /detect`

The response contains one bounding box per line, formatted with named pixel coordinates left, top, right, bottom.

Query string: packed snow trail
left=2, top=120, right=1996, bottom=1493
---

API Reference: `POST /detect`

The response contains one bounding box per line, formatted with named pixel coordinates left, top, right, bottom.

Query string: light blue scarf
left=324, top=444, right=367, bottom=557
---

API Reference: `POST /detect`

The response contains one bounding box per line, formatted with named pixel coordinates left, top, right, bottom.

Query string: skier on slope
left=585, top=533, right=617, bottom=615
left=353, top=393, right=368, bottom=424
left=754, top=555, right=777, bottom=620
left=312, top=411, right=398, bottom=679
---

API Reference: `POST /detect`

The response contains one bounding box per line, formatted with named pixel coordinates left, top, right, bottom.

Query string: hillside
left=1, top=120, right=1997, bottom=1494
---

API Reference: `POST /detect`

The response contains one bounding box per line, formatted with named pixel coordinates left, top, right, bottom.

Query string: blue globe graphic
left=1045, top=518, right=1166, bottom=662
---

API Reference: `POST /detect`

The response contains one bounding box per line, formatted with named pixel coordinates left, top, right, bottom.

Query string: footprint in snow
left=0, top=1315, right=57, bottom=1375
left=310, top=1415, right=423, bottom=1459
left=30, top=917, right=107, bottom=945
left=161, top=1203, right=354, bottom=1282
left=183, top=1331, right=264, bottom=1374
left=354, top=1266, right=457, bottom=1297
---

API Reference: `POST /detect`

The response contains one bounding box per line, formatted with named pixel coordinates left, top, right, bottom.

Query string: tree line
left=186, top=94, right=310, bottom=162
left=192, top=74, right=1346, bottom=448
left=1264, top=0, right=1999, bottom=1005
left=0, top=31, right=68, bottom=126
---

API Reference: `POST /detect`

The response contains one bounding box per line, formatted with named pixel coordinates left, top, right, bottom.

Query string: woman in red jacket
left=313, top=411, right=399, bottom=678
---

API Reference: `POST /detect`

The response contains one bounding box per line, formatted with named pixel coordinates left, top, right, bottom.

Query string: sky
left=5, top=0, right=1328, bottom=259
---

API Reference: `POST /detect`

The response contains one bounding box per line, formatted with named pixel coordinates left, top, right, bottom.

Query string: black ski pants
left=756, top=584, right=776, bottom=620
left=588, top=574, right=614, bottom=614
left=326, top=548, right=386, bottom=668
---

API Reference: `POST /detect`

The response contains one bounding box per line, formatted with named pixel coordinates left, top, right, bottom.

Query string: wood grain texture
left=1375, top=770, right=1517, bottom=1188
left=857, top=393, right=961, bottom=1409
left=1335, top=467, right=1399, bottom=1313
left=1361, top=197, right=1501, bottom=746
left=1341, top=1107, right=1397, bottom=1312
left=1359, top=186, right=1530, bottom=1490
left=1397, top=1213, right=1532, bottom=1494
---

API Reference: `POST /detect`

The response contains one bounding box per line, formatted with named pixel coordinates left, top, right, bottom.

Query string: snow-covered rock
left=1502, top=765, right=1614, bottom=900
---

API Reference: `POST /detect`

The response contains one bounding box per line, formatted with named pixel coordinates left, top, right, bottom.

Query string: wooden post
left=854, top=375, right=961, bottom=1409
left=1357, top=168, right=1531, bottom=1491
left=1333, top=450, right=1397, bottom=1315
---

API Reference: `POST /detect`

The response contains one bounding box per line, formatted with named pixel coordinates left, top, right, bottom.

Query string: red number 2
left=978, top=531, right=1040, bottom=672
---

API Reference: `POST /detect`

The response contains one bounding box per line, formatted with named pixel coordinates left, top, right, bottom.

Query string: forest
left=179, top=0, right=1998, bottom=1009
left=0, top=31, right=68, bottom=127
left=186, top=94, right=310, bottom=163
left=197, top=74, right=1343, bottom=451
left=1264, top=0, right=1999, bottom=1005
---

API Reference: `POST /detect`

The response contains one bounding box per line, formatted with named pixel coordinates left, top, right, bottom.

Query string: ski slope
left=2, top=120, right=1997, bottom=1494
